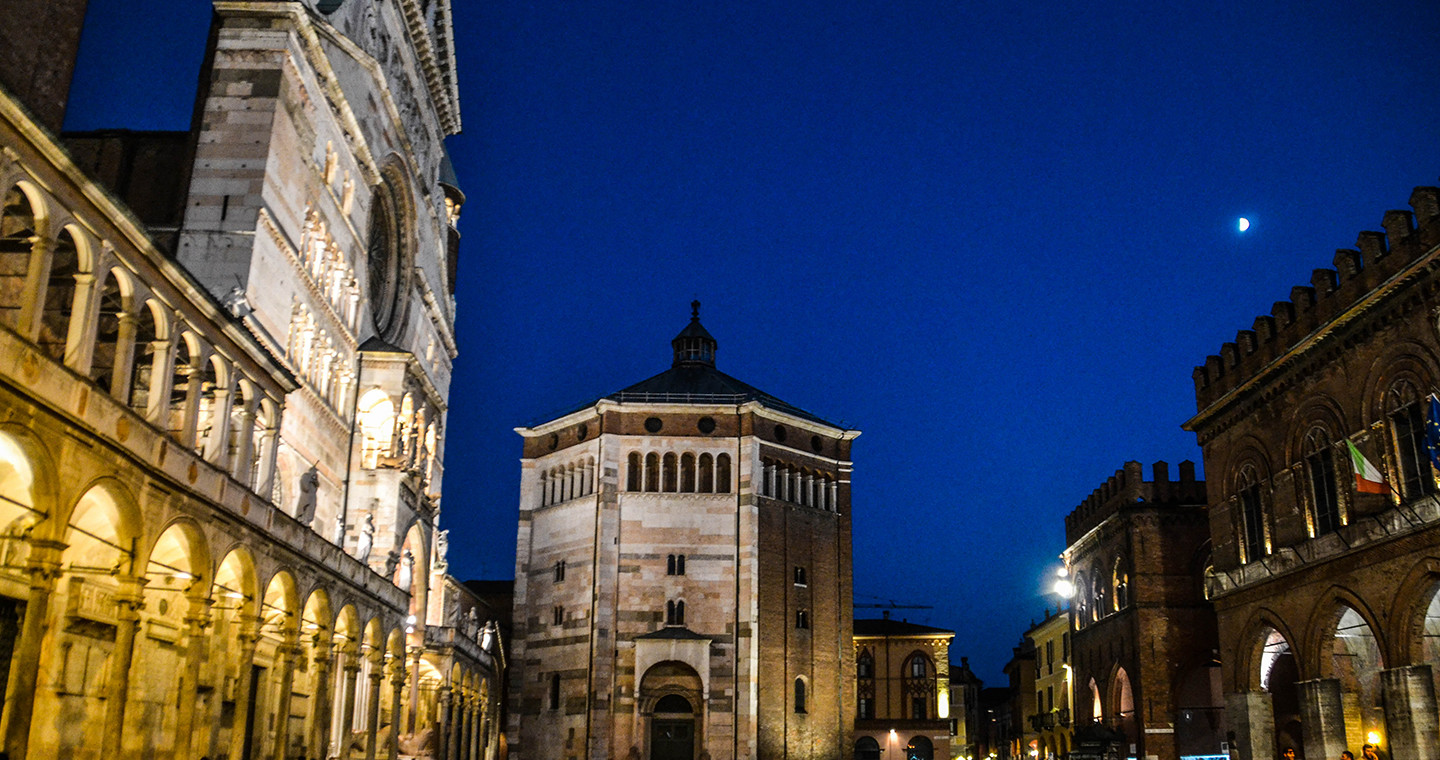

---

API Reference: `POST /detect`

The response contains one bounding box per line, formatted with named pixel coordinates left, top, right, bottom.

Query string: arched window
left=794, top=565, right=807, bottom=585
left=857, top=649, right=874, bottom=679
left=548, top=673, right=560, bottom=710
left=667, top=554, right=676, bottom=575
left=37, top=227, right=79, bottom=362
left=662, top=452, right=678, bottom=492
left=908, top=655, right=928, bottom=678
left=795, top=609, right=809, bottom=629
left=645, top=452, right=660, bottom=492
left=0, top=186, right=39, bottom=331
left=794, top=678, right=807, bottom=713
left=358, top=390, right=395, bottom=469
left=1090, top=562, right=1106, bottom=620
left=1236, top=464, right=1267, bottom=563
left=716, top=453, right=731, bottom=493
left=680, top=452, right=696, bottom=492
left=1112, top=558, right=1129, bottom=610
left=1074, top=573, right=1089, bottom=627
left=666, top=599, right=685, bottom=626
left=1303, top=426, right=1343, bottom=536
left=698, top=453, right=714, bottom=492
left=1388, top=379, right=1434, bottom=500
left=856, top=737, right=881, bottom=760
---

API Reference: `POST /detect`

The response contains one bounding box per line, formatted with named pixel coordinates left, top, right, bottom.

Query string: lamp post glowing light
left=1053, top=567, right=1075, bottom=599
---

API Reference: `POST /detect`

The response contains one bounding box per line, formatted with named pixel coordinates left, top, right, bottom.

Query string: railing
left=611, top=392, right=752, bottom=405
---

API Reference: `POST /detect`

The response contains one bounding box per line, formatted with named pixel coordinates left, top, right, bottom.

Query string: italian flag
left=1345, top=439, right=1389, bottom=494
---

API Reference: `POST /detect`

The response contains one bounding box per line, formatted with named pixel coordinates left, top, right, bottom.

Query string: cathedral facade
left=508, top=309, right=859, bottom=760
left=0, top=0, right=499, bottom=758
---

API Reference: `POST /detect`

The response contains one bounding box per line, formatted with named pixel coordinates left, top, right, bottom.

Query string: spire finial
left=691, top=299, right=700, bottom=320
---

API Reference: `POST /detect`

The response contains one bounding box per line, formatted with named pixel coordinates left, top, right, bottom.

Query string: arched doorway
left=855, top=736, right=881, bottom=760
left=1258, top=627, right=1302, bottom=756
left=650, top=694, right=694, bottom=760
left=905, top=734, right=934, bottom=760
left=639, top=661, right=702, bottom=760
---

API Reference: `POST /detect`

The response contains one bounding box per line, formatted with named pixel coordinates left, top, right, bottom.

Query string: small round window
left=811, top=435, right=823, bottom=453
left=577, top=423, right=589, bottom=441
left=773, top=425, right=787, bottom=442
left=697, top=417, right=716, bottom=434
left=547, top=433, right=558, bottom=451
left=644, top=417, right=663, bottom=433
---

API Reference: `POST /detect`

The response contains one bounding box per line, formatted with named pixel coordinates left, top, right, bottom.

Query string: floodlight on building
left=1367, top=730, right=1382, bottom=745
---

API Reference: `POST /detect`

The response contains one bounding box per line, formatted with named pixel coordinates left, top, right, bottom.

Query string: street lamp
left=1052, top=567, right=1075, bottom=599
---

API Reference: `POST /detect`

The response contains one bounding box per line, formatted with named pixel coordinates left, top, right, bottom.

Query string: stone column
left=0, top=539, right=62, bottom=759
left=308, top=635, right=335, bottom=760
left=109, top=311, right=137, bottom=400
left=17, top=234, right=50, bottom=341
left=1297, top=679, right=1348, bottom=760
left=436, top=684, right=452, bottom=760
left=63, top=270, right=96, bottom=371
left=449, top=689, right=465, bottom=760
left=389, top=657, right=407, bottom=760
left=173, top=593, right=213, bottom=760
left=230, top=405, right=256, bottom=482
left=256, top=425, right=279, bottom=501
left=468, top=698, right=481, bottom=760
left=408, top=647, right=424, bottom=734
left=179, top=359, right=202, bottom=448
left=271, top=636, right=299, bottom=760
left=101, top=577, right=145, bottom=753
left=145, top=337, right=174, bottom=425
left=228, top=620, right=262, bottom=760
left=365, top=651, right=384, bottom=760
left=1224, top=690, right=1275, bottom=760
left=337, top=647, right=361, bottom=759
left=204, top=383, right=233, bottom=463
left=1381, top=665, right=1438, bottom=760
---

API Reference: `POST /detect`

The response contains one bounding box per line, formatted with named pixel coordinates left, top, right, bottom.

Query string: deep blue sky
left=67, top=0, right=1440, bottom=683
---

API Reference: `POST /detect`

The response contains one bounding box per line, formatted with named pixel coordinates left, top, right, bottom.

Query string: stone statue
left=395, top=549, right=414, bottom=590
left=294, top=465, right=319, bottom=526
left=222, top=285, right=252, bottom=319
left=355, top=514, right=374, bottom=562
left=433, top=529, right=449, bottom=573
left=384, top=549, right=400, bottom=579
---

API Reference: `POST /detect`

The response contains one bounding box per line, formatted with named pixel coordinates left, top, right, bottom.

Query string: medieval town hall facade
left=508, top=310, right=860, bottom=760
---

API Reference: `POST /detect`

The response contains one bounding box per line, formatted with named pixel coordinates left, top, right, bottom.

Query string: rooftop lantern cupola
left=672, top=300, right=717, bottom=367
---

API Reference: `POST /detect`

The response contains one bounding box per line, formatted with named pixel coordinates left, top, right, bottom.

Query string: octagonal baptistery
left=508, top=305, right=861, bottom=760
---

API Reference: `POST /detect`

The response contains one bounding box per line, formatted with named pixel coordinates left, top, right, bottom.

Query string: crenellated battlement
left=1192, top=187, right=1440, bottom=411
left=1063, top=460, right=1205, bottom=544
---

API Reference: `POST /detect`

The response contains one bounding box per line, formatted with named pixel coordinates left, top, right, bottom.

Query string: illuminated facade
left=508, top=310, right=860, bottom=760
left=0, top=0, right=501, bottom=758
left=1025, top=609, right=1071, bottom=760
left=1185, top=185, right=1440, bottom=760
left=1062, top=460, right=1223, bottom=760
left=853, top=617, right=954, bottom=760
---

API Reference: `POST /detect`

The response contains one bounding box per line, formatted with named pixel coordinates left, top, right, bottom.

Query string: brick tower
left=508, top=304, right=859, bottom=760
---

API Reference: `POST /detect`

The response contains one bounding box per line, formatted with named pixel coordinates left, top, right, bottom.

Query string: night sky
left=65, top=0, right=1440, bottom=683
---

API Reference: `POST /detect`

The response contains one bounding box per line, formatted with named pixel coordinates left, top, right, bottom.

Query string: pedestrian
left=1281, top=748, right=1296, bottom=760
left=1340, top=752, right=1354, bottom=760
